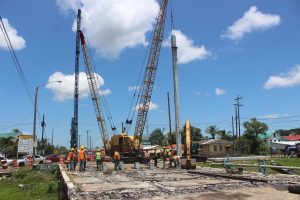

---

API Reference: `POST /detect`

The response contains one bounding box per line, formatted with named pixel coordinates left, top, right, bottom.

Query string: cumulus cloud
left=164, top=29, right=211, bottom=64
left=46, top=71, right=110, bottom=101
left=0, top=18, right=26, bottom=50
left=222, top=6, right=280, bottom=40
left=215, top=88, right=226, bottom=96
left=264, top=65, right=300, bottom=89
left=263, top=113, right=289, bottom=119
left=56, top=0, right=159, bottom=59
left=128, top=86, right=140, bottom=92
left=135, top=101, right=159, bottom=111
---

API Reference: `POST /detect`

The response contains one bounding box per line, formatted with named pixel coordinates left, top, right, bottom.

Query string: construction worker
left=144, top=150, right=150, bottom=166
left=162, top=147, right=167, bottom=164
left=101, top=148, right=106, bottom=170
left=66, top=148, right=74, bottom=171
left=83, top=147, right=87, bottom=171
left=95, top=149, right=102, bottom=171
left=78, top=146, right=85, bottom=172
left=113, top=150, right=121, bottom=171
left=73, top=147, right=78, bottom=171
left=153, top=149, right=158, bottom=167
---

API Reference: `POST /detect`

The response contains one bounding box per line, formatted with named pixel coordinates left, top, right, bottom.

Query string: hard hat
left=80, top=146, right=84, bottom=150
left=71, top=148, right=74, bottom=151
left=97, top=149, right=101, bottom=151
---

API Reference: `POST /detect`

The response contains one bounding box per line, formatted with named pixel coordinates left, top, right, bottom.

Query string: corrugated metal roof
left=282, top=135, right=300, bottom=141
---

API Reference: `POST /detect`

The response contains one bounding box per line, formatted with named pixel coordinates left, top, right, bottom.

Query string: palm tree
left=205, top=125, right=219, bottom=139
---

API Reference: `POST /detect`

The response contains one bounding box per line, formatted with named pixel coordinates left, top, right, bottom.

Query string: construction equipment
left=70, top=9, right=81, bottom=148
left=181, top=121, right=196, bottom=169
left=79, top=31, right=110, bottom=150
left=107, top=0, right=168, bottom=161
left=133, top=0, right=168, bottom=150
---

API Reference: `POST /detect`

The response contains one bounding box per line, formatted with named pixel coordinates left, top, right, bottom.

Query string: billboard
left=18, top=135, right=35, bottom=154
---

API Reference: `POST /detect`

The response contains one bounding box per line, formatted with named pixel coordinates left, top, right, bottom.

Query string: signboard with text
left=18, top=135, right=35, bottom=154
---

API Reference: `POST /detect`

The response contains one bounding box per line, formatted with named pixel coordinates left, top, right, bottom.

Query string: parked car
left=17, top=155, right=46, bottom=167
left=45, top=154, right=60, bottom=163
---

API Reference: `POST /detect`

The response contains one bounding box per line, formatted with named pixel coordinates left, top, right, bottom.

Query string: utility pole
left=90, top=135, right=92, bottom=150
left=231, top=116, right=235, bottom=137
left=234, top=95, right=243, bottom=138
left=41, top=114, right=46, bottom=155
left=171, top=34, right=182, bottom=157
left=86, top=130, right=89, bottom=149
left=51, top=129, right=54, bottom=146
left=167, top=92, right=172, bottom=146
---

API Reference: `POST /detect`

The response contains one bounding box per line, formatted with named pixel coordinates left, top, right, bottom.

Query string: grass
left=197, top=157, right=300, bottom=175
left=0, top=168, right=58, bottom=200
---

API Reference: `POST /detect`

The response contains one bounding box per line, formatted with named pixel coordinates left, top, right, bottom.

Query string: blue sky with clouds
left=1, top=0, right=300, bottom=147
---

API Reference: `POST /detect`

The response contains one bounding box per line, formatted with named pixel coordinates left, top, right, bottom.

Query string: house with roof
left=282, top=135, right=300, bottom=141
left=192, top=139, right=233, bottom=157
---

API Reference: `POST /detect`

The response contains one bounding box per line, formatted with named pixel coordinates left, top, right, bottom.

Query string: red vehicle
left=45, top=154, right=60, bottom=163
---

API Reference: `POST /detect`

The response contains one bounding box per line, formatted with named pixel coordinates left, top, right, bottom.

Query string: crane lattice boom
left=133, top=0, right=168, bottom=149
left=79, top=31, right=110, bottom=149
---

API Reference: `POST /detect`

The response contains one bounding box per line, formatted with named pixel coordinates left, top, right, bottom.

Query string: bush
left=47, top=181, right=57, bottom=193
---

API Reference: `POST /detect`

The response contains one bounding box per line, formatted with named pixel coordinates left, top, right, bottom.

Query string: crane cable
left=84, top=31, right=117, bottom=133
left=124, top=3, right=163, bottom=134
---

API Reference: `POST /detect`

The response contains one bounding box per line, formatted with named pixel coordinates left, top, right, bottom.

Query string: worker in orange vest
left=66, top=148, right=74, bottom=171
left=113, top=150, right=121, bottom=171
left=78, top=146, right=85, bottom=172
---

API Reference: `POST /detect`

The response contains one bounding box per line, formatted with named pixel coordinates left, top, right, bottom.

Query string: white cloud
left=128, top=86, right=140, bottom=92
left=263, top=113, right=289, bottom=119
left=0, top=18, right=26, bottom=50
left=264, top=65, right=300, bottom=89
left=263, top=114, right=280, bottom=119
left=222, top=6, right=280, bottom=40
left=134, top=101, right=159, bottom=111
left=56, top=0, right=159, bottom=59
left=46, top=71, right=110, bottom=101
left=215, top=88, right=226, bottom=96
left=164, top=29, right=211, bottom=64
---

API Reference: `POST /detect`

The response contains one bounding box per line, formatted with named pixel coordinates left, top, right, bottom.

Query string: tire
left=39, top=161, right=43, bottom=164
left=19, top=162, right=25, bottom=167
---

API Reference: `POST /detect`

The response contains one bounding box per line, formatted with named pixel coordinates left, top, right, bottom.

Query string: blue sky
left=1, top=0, right=300, bottom=147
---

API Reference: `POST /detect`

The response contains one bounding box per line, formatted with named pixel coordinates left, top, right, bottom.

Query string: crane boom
left=79, top=31, right=110, bottom=149
left=133, top=0, right=168, bottom=149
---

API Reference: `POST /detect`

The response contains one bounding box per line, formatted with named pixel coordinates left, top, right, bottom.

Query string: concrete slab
left=80, top=181, right=155, bottom=192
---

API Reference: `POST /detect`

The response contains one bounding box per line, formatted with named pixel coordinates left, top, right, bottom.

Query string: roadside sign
left=18, top=135, right=34, bottom=154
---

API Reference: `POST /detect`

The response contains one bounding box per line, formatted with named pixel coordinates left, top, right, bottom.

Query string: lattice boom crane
left=79, top=31, right=110, bottom=149
left=133, top=0, right=168, bottom=149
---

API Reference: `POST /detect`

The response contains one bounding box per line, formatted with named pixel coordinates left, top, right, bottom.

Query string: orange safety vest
left=114, top=151, right=120, bottom=161
left=67, top=152, right=74, bottom=162
left=78, top=150, right=85, bottom=161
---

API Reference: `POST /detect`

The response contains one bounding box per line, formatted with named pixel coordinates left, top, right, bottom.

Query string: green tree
left=205, top=125, right=219, bottom=139
left=36, top=139, right=55, bottom=156
left=243, top=118, right=268, bottom=155
left=180, top=124, right=202, bottom=144
left=0, top=136, right=17, bottom=158
left=149, top=128, right=167, bottom=146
